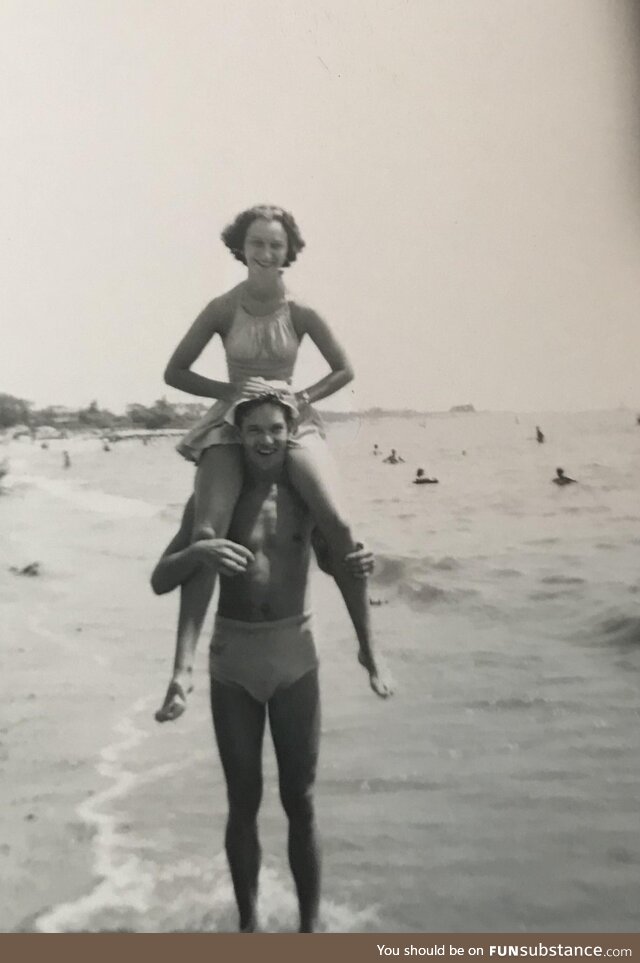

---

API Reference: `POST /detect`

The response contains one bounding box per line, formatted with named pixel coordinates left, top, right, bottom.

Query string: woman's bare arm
left=164, top=293, right=237, bottom=400
left=290, top=303, right=354, bottom=404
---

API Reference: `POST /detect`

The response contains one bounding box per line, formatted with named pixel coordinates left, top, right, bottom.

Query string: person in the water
left=413, top=468, right=438, bottom=485
left=552, top=467, right=577, bottom=486
left=383, top=449, right=405, bottom=464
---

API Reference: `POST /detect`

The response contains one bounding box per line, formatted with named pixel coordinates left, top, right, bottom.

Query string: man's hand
left=193, top=538, right=254, bottom=577
left=343, top=542, right=374, bottom=579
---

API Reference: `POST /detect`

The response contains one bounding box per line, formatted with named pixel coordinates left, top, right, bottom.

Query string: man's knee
left=280, top=783, right=316, bottom=827
left=228, top=779, right=263, bottom=822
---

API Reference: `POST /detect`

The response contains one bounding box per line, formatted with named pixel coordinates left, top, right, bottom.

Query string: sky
left=1, top=0, right=640, bottom=414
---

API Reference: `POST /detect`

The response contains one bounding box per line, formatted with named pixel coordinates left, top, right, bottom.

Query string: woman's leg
left=286, top=445, right=374, bottom=658
left=211, top=679, right=266, bottom=932
left=191, top=444, right=244, bottom=541
left=155, top=446, right=244, bottom=723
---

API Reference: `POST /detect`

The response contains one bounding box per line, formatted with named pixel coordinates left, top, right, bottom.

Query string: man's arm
left=151, top=495, right=255, bottom=595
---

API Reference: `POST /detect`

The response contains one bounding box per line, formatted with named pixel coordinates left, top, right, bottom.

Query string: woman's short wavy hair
left=221, top=205, right=306, bottom=267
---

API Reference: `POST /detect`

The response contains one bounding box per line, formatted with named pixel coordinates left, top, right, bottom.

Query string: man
left=151, top=394, right=392, bottom=932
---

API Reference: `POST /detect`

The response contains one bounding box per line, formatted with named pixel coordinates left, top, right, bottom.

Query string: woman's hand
left=236, top=377, right=276, bottom=399
left=234, top=379, right=300, bottom=415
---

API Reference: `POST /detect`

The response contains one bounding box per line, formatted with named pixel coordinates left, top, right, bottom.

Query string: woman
left=155, top=204, right=370, bottom=721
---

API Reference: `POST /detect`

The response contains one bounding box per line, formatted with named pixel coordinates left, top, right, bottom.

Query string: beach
left=1, top=410, right=640, bottom=932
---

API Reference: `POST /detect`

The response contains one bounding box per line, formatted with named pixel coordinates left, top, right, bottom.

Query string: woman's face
left=243, top=217, right=289, bottom=274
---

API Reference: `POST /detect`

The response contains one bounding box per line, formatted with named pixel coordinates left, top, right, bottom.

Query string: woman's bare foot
left=358, top=650, right=393, bottom=698
left=155, top=673, right=194, bottom=723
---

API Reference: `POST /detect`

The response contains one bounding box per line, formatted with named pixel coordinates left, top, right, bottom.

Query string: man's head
left=234, top=394, right=295, bottom=474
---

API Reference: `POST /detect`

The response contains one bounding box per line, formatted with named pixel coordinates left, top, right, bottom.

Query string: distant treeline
left=0, top=392, right=471, bottom=434
left=0, top=393, right=209, bottom=432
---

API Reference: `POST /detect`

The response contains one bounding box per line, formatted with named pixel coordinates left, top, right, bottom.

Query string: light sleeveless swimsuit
left=177, top=300, right=325, bottom=463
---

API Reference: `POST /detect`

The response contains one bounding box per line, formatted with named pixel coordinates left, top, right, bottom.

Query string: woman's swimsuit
left=209, top=612, right=318, bottom=704
left=177, top=299, right=324, bottom=463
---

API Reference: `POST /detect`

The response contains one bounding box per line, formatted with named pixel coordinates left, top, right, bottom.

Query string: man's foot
left=358, top=650, right=394, bottom=699
left=154, top=677, right=193, bottom=723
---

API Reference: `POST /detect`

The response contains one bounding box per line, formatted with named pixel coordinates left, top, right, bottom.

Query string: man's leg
left=211, top=679, right=266, bottom=932
left=268, top=670, right=321, bottom=933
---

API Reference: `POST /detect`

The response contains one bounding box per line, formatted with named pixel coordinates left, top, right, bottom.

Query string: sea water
left=7, top=409, right=640, bottom=932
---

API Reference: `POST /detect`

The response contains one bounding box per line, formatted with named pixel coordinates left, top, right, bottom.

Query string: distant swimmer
left=10, top=561, right=41, bottom=577
left=383, top=449, right=405, bottom=464
left=63, top=451, right=71, bottom=468
left=103, top=441, right=111, bottom=452
left=552, top=467, right=577, bottom=486
left=636, top=415, right=640, bottom=426
left=372, top=444, right=380, bottom=456
left=413, top=468, right=438, bottom=485
left=536, top=426, right=545, bottom=444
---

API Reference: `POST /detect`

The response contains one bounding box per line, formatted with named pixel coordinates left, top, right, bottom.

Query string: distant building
left=449, top=404, right=476, bottom=413
left=39, top=405, right=79, bottom=426
left=170, top=402, right=209, bottom=419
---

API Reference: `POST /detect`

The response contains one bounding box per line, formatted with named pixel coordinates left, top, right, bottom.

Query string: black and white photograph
left=1, top=0, right=640, bottom=937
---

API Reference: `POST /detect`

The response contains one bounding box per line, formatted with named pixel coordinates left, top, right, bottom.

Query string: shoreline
left=0, top=573, right=112, bottom=931
left=0, top=473, right=164, bottom=932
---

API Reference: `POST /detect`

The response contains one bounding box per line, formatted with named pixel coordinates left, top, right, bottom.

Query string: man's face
left=238, top=402, right=291, bottom=473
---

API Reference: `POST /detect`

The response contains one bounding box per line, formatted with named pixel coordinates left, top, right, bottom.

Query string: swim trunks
left=209, top=612, right=319, bottom=704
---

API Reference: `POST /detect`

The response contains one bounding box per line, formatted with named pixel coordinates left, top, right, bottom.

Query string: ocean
left=3, top=409, right=640, bottom=932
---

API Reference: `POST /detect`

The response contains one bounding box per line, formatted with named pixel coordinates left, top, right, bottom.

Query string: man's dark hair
left=234, top=393, right=295, bottom=429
